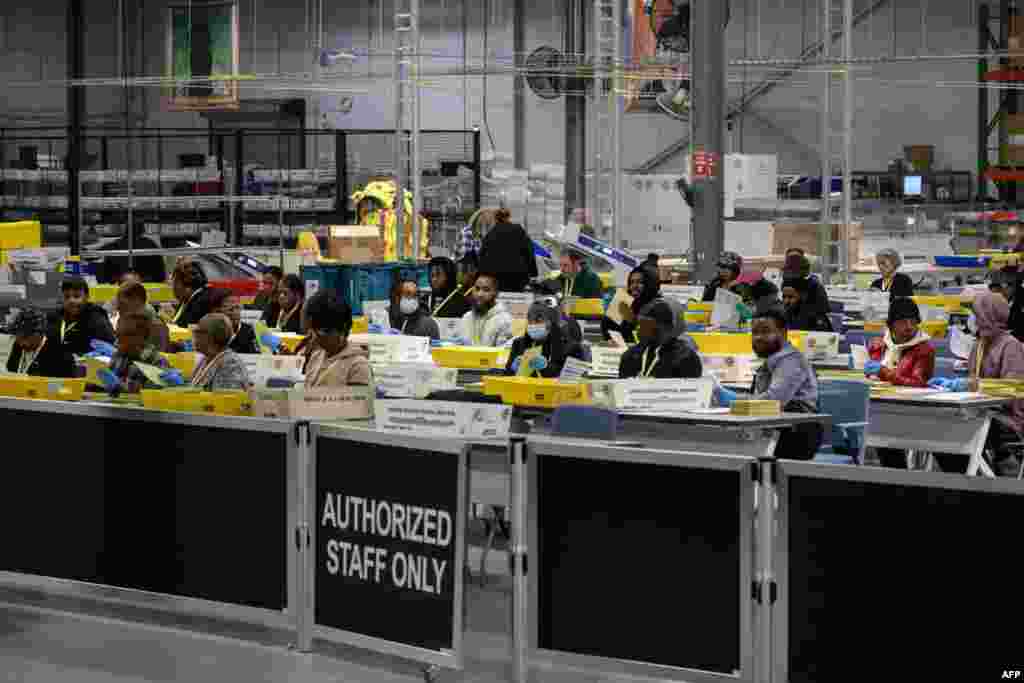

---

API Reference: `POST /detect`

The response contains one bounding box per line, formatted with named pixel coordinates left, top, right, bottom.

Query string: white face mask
left=399, top=297, right=419, bottom=315
left=527, top=324, right=549, bottom=341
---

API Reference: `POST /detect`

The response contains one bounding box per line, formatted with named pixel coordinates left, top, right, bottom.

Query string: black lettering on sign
left=315, top=438, right=462, bottom=653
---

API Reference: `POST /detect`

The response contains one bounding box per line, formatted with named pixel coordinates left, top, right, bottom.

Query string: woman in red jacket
left=865, top=297, right=936, bottom=467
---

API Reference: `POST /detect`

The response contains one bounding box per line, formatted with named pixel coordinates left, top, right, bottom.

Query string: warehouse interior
left=1, top=1, right=1023, bottom=683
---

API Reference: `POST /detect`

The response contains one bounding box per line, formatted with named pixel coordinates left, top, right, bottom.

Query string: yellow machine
left=351, top=179, right=430, bottom=261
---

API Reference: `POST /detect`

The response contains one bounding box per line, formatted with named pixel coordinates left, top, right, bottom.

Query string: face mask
left=527, top=324, right=549, bottom=341
left=399, top=297, right=420, bottom=316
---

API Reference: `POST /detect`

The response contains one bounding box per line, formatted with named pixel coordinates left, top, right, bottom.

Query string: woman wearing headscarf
left=781, top=252, right=832, bottom=320
left=781, top=276, right=833, bottom=332
left=930, top=292, right=1024, bottom=475
left=5, top=308, right=76, bottom=378
left=702, top=252, right=743, bottom=302
left=600, top=263, right=662, bottom=344
left=504, top=301, right=585, bottom=378
left=428, top=256, right=470, bottom=318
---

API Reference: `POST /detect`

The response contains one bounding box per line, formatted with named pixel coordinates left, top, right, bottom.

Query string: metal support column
left=820, top=0, right=854, bottom=283
left=565, top=0, right=586, bottom=222
left=234, top=130, right=244, bottom=247
left=66, top=0, right=84, bottom=255
left=592, top=0, right=621, bottom=244
left=509, top=437, right=529, bottom=683
left=979, top=3, right=990, bottom=201
left=393, top=0, right=421, bottom=261
left=691, top=0, right=727, bottom=283
left=513, top=0, right=526, bottom=170
left=336, top=131, right=348, bottom=223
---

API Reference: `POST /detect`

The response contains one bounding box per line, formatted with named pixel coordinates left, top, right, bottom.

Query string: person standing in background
left=871, top=248, right=914, bottom=300
left=257, top=266, right=283, bottom=323
left=477, top=208, right=538, bottom=292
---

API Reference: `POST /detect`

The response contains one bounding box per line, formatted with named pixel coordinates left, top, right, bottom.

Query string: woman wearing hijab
left=702, top=252, right=743, bottom=302
left=600, top=264, right=661, bottom=344
left=930, top=292, right=1024, bottom=475
left=5, top=308, right=76, bottom=378
left=781, top=252, right=831, bottom=320
left=782, top=277, right=833, bottom=332
left=504, top=301, right=585, bottom=378
left=428, top=256, right=470, bottom=318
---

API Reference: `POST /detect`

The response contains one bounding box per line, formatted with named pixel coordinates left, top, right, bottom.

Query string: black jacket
left=785, top=303, right=834, bottom=332
left=871, top=272, right=914, bottom=300
left=391, top=307, right=440, bottom=340
left=504, top=326, right=585, bottom=379
left=6, top=330, right=77, bottom=378
left=619, top=338, right=703, bottom=379
left=601, top=264, right=662, bottom=343
left=478, top=222, right=538, bottom=292
left=803, top=277, right=832, bottom=317
left=53, top=303, right=115, bottom=356
left=229, top=323, right=261, bottom=355
left=702, top=277, right=735, bottom=303
left=429, top=286, right=470, bottom=319
left=173, top=287, right=214, bottom=328
left=260, top=300, right=282, bottom=327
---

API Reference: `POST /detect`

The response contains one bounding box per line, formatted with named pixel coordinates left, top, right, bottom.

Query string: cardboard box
left=327, top=225, right=385, bottom=263
left=251, top=385, right=374, bottom=420
left=1006, top=145, right=1024, bottom=166
left=769, top=222, right=863, bottom=261
left=904, top=145, right=934, bottom=173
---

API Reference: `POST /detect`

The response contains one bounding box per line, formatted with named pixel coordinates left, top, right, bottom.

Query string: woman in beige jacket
left=303, top=290, right=371, bottom=388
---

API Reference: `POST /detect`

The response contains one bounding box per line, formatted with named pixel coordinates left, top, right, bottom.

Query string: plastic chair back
left=828, top=314, right=844, bottom=334
left=550, top=405, right=618, bottom=441
left=816, top=378, right=870, bottom=464
left=829, top=301, right=846, bottom=314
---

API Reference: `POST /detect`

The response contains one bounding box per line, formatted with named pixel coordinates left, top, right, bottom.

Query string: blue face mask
left=527, top=324, right=549, bottom=341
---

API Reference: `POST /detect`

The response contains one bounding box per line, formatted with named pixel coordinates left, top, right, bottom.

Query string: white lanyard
left=431, top=287, right=461, bottom=316
left=191, top=350, right=227, bottom=387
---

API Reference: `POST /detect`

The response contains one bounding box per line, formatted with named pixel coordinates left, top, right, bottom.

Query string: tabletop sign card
left=363, top=301, right=391, bottom=327
left=701, top=354, right=758, bottom=384
left=0, top=333, right=13, bottom=371
left=364, top=335, right=433, bottom=364
left=660, top=285, right=705, bottom=305
left=251, top=386, right=373, bottom=420
left=803, top=332, right=840, bottom=361
left=497, top=292, right=534, bottom=319
left=435, top=318, right=464, bottom=342
left=375, top=399, right=512, bottom=440
left=559, top=357, right=591, bottom=382
left=315, top=438, right=463, bottom=655
left=374, top=364, right=458, bottom=399
left=588, top=378, right=714, bottom=412
left=590, top=346, right=626, bottom=377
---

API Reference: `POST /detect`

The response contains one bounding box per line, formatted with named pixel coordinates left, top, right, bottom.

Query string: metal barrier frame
left=523, top=437, right=759, bottom=683
left=0, top=398, right=300, bottom=634
left=771, top=461, right=1024, bottom=683
left=306, top=424, right=468, bottom=671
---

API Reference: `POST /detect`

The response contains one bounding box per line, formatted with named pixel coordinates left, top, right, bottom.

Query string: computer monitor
left=903, top=175, right=923, bottom=197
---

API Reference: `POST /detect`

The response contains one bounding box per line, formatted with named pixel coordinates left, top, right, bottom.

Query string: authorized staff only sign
left=315, top=437, right=464, bottom=657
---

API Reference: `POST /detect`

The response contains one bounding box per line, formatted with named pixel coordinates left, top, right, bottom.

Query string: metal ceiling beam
left=629, top=0, right=890, bottom=174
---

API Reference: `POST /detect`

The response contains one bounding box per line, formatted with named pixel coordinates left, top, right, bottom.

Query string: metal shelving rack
left=979, top=1, right=1023, bottom=203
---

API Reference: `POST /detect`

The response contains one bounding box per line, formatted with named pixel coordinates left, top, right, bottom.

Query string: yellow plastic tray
left=685, top=311, right=711, bottom=324
left=352, top=317, right=369, bottom=334
left=278, top=333, right=306, bottom=353
left=0, top=376, right=86, bottom=401
left=912, top=295, right=972, bottom=312
left=0, top=220, right=42, bottom=250
left=161, top=352, right=199, bottom=379
left=431, top=346, right=509, bottom=369
left=167, top=325, right=193, bottom=344
left=89, top=283, right=175, bottom=305
left=199, top=391, right=253, bottom=416
left=690, top=331, right=809, bottom=355
left=567, top=299, right=605, bottom=317
left=482, top=376, right=589, bottom=408
left=688, top=302, right=714, bottom=313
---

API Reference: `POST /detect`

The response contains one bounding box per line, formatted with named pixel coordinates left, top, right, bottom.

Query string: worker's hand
left=511, top=357, right=522, bottom=373
left=260, top=332, right=282, bottom=352
left=159, top=370, right=185, bottom=387
left=863, top=360, right=882, bottom=376
left=180, top=340, right=194, bottom=352
left=619, top=301, right=633, bottom=321
left=96, top=368, right=121, bottom=393
left=89, top=339, right=116, bottom=357
left=716, top=385, right=738, bottom=408
left=528, top=356, right=548, bottom=372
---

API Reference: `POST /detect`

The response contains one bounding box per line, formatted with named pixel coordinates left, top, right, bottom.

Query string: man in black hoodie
left=601, top=264, right=661, bottom=344
left=477, top=208, right=538, bottom=292
left=619, top=300, right=703, bottom=379
left=53, top=276, right=116, bottom=356
left=390, top=278, right=440, bottom=340
left=428, top=257, right=470, bottom=318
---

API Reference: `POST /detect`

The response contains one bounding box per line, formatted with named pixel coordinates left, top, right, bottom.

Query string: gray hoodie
left=752, top=342, right=819, bottom=412
left=460, top=302, right=514, bottom=347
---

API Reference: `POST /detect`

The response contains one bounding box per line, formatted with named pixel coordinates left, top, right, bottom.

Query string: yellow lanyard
left=973, top=339, right=986, bottom=381
left=276, top=304, right=299, bottom=331
left=640, top=347, right=661, bottom=378
left=881, top=277, right=893, bottom=292
left=60, top=320, right=77, bottom=343
left=18, top=336, right=46, bottom=374
left=563, top=275, right=576, bottom=299
left=431, top=287, right=461, bottom=317
left=172, top=288, right=203, bottom=325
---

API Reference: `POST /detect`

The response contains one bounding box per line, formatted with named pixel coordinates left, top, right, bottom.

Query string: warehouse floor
left=0, top=582, right=620, bottom=683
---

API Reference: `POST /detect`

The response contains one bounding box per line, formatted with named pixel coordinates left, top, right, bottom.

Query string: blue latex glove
left=928, top=377, right=951, bottom=390
left=863, top=360, right=882, bottom=376
left=455, top=337, right=471, bottom=347
left=180, top=340, right=194, bottom=352
left=430, top=339, right=443, bottom=348
left=96, top=368, right=121, bottom=393
left=260, top=333, right=282, bottom=352
left=89, top=339, right=116, bottom=357
left=947, top=378, right=969, bottom=392
left=528, top=356, right=548, bottom=372
left=716, top=386, right=738, bottom=407
left=160, top=370, right=185, bottom=387
left=368, top=324, right=385, bottom=334
left=511, top=357, right=522, bottom=373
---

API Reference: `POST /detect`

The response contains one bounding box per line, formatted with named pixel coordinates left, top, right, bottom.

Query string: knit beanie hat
left=887, top=296, right=921, bottom=326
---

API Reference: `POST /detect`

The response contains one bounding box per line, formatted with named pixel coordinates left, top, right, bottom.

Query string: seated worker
left=716, top=305, right=823, bottom=460
left=505, top=301, right=586, bottom=378
left=535, top=294, right=584, bottom=345
left=189, top=313, right=252, bottom=391
left=619, top=300, right=703, bottom=379
left=207, top=287, right=259, bottom=354
left=170, top=259, right=212, bottom=328
left=459, top=273, right=514, bottom=347
left=555, top=249, right=604, bottom=299
left=5, top=308, right=75, bottom=378
left=304, top=290, right=371, bottom=388
left=390, top=277, right=440, bottom=340
left=55, top=276, right=116, bottom=356
left=865, top=297, right=935, bottom=469
left=701, top=252, right=743, bottom=302
left=931, top=292, right=1024, bottom=475
left=782, top=252, right=831, bottom=319
left=782, top=277, right=833, bottom=332
left=601, top=264, right=661, bottom=344
left=117, top=281, right=170, bottom=352
left=274, top=274, right=305, bottom=334
left=871, top=248, right=914, bottom=300
left=100, top=312, right=171, bottom=395
left=256, top=266, right=283, bottom=321
left=429, top=257, right=470, bottom=319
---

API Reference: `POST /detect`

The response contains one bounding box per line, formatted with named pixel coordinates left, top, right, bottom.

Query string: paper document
left=950, top=325, right=976, bottom=360
left=133, top=361, right=170, bottom=387
left=925, top=392, right=989, bottom=402
left=711, top=288, right=742, bottom=329
left=559, top=357, right=590, bottom=382
left=517, top=348, right=542, bottom=377
left=0, top=334, right=13, bottom=371
left=605, top=288, right=633, bottom=325
left=850, top=345, right=869, bottom=370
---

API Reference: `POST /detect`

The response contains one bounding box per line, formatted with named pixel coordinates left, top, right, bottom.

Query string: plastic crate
left=482, top=376, right=590, bottom=408
left=567, top=298, right=605, bottom=318
left=689, top=331, right=808, bottom=355
left=162, top=352, right=200, bottom=379
left=0, top=220, right=42, bottom=250
left=199, top=391, right=253, bottom=416
left=0, top=376, right=85, bottom=401
left=933, top=255, right=989, bottom=269
left=302, top=262, right=430, bottom=316
left=431, top=346, right=509, bottom=369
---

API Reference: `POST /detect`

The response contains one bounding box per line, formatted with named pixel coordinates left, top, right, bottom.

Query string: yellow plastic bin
left=167, top=325, right=193, bottom=345
left=482, top=376, right=589, bottom=409
left=567, top=299, right=605, bottom=318
left=278, top=333, right=306, bottom=354
left=432, top=346, right=509, bottom=370
left=162, top=352, right=199, bottom=379
left=863, top=320, right=947, bottom=338
left=0, top=376, right=25, bottom=398
left=0, top=220, right=42, bottom=249
left=352, top=317, right=369, bottom=334
left=200, top=391, right=252, bottom=416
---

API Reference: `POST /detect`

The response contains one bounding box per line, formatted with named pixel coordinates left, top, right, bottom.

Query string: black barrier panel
left=0, top=409, right=287, bottom=611
left=315, top=439, right=459, bottom=654
left=537, top=455, right=741, bottom=673
left=787, top=476, right=1024, bottom=681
